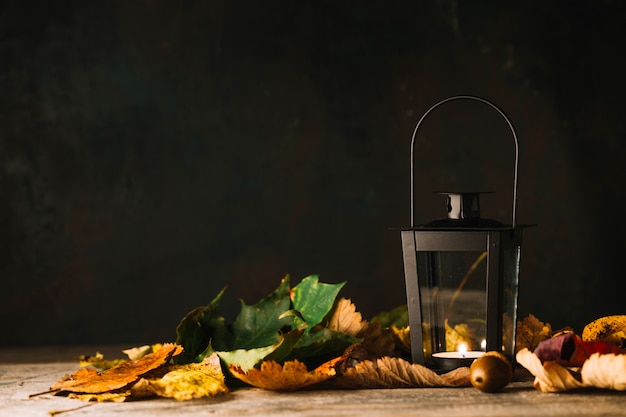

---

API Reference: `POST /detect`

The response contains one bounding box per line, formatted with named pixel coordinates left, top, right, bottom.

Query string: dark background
left=2, top=1, right=625, bottom=347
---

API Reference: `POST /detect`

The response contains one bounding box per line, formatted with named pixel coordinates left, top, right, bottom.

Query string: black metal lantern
left=400, top=95, right=531, bottom=371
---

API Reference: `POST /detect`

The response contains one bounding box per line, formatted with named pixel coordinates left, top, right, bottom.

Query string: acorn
left=469, top=351, right=513, bottom=393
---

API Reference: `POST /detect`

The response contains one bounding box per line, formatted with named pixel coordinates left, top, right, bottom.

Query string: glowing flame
left=481, top=339, right=487, bottom=350
left=458, top=343, right=468, bottom=358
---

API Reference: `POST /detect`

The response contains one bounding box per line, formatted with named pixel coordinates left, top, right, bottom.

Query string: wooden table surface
left=2, top=345, right=626, bottom=417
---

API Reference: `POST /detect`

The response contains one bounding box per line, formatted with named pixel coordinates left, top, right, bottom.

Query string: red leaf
left=534, top=333, right=619, bottom=367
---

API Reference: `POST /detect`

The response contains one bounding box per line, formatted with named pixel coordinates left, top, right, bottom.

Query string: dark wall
left=2, top=1, right=625, bottom=346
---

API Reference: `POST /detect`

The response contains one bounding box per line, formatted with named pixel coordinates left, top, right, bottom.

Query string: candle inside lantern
left=430, top=343, right=485, bottom=371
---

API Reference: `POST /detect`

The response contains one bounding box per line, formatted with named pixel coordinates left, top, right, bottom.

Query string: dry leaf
left=390, top=325, right=411, bottom=353
left=533, top=332, right=620, bottom=367
left=515, top=348, right=583, bottom=392
left=52, top=343, right=183, bottom=394
left=327, top=298, right=395, bottom=359
left=445, top=320, right=474, bottom=352
left=67, top=392, right=130, bottom=402
left=135, top=354, right=228, bottom=400
left=78, top=352, right=126, bottom=371
left=229, top=357, right=340, bottom=391
left=516, top=314, right=551, bottom=352
left=582, top=315, right=626, bottom=347
left=336, top=356, right=470, bottom=389
left=581, top=353, right=626, bottom=390
left=327, top=298, right=369, bottom=337
left=122, top=344, right=164, bottom=361
left=358, top=324, right=397, bottom=359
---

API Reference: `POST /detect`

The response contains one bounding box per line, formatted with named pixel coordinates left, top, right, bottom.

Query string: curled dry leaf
left=515, top=348, right=584, bottom=392
left=229, top=357, right=341, bottom=391
left=336, top=356, right=470, bottom=389
left=533, top=332, right=620, bottom=367
left=581, top=353, right=626, bottom=390
left=582, top=315, right=626, bottom=347
left=52, top=343, right=183, bottom=394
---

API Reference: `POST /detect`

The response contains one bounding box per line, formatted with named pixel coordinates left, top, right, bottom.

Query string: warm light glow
left=458, top=343, right=468, bottom=358
left=481, top=339, right=487, bottom=350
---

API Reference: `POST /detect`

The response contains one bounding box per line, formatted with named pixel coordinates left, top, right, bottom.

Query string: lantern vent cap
left=423, top=191, right=505, bottom=228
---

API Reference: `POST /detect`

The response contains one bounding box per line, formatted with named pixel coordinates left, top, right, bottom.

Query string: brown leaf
left=516, top=314, right=551, bottom=352
left=229, top=357, right=340, bottom=391
left=327, top=298, right=369, bottom=338
left=327, top=298, right=396, bottom=359
left=336, top=356, right=470, bottom=389
left=52, top=343, right=183, bottom=394
left=361, top=325, right=397, bottom=358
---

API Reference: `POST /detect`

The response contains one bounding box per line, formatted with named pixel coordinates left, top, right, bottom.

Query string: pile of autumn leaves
left=48, top=274, right=626, bottom=402
left=50, top=275, right=472, bottom=402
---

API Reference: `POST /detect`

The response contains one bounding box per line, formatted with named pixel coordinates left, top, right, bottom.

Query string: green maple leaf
left=291, top=275, right=345, bottom=331
left=174, top=287, right=233, bottom=364
left=287, top=328, right=360, bottom=365
left=218, top=326, right=305, bottom=371
left=231, top=276, right=293, bottom=349
left=174, top=274, right=354, bottom=370
left=371, top=304, right=409, bottom=328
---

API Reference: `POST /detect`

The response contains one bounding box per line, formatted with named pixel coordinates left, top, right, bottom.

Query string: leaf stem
left=445, top=251, right=487, bottom=317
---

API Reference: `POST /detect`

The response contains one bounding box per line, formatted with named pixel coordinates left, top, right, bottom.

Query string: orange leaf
left=229, top=357, right=341, bottom=391
left=52, top=343, right=183, bottom=394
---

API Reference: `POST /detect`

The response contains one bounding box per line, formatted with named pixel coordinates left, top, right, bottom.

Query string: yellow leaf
left=390, top=324, right=411, bottom=353
left=139, top=357, right=228, bottom=400
left=581, top=315, right=626, bottom=346
left=229, top=358, right=340, bottom=391
left=67, top=391, right=130, bottom=402
left=445, top=319, right=474, bottom=352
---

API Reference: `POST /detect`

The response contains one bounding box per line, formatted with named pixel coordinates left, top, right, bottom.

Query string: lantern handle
left=410, top=95, right=520, bottom=228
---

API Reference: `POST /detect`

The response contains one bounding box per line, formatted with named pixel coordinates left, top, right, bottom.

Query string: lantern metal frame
left=400, top=95, right=530, bottom=368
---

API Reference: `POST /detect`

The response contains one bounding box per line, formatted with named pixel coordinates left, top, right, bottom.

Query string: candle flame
left=481, top=339, right=487, bottom=350
left=458, top=343, right=468, bottom=358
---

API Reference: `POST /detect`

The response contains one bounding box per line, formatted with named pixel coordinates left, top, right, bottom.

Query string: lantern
left=400, top=95, right=531, bottom=371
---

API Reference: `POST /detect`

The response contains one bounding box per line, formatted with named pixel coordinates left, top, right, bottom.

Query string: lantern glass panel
left=502, top=245, right=521, bottom=356
left=417, top=251, right=487, bottom=365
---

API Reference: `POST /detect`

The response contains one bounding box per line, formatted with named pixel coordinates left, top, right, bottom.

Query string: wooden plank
left=2, top=347, right=626, bottom=416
